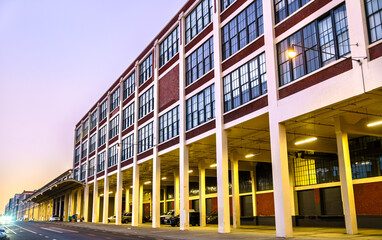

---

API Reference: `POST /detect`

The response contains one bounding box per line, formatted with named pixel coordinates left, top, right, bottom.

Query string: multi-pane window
left=90, top=110, right=97, bottom=130
left=185, top=37, right=214, bottom=86
left=159, top=106, right=179, bottom=143
left=277, top=3, right=349, bottom=86
left=256, top=163, right=273, bottom=191
left=81, top=141, right=88, bottom=159
left=221, top=0, right=236, bottom=12
left=186, top=84, right=215, bottom=130
left=123, top=102, right=135, bottom=130
left=98, top=125, right=107, bottom=147
left=88, top=158, right=95, bottom=177
left=123, top=72, right=135, bottom=100
left=97, top=151, right=106, bottom=172
left=122, top=134, right=134, bottom=161
left=108, top=145, right=118, bottom=168
left=275, top=0, right=311, bottom=24
left=138, top=122, right=153, bottom=153
left=89, top=134, right=96, bottom=153
left=110, top=87, right=120, bottom=111
left=75, top=127, right=81, bottom=143
left=160, top=27, right=179, bottom=67
left=185, top=0, right=213, bottom=44
left=73, top=168, right=79, bottom=180
left=82, top=120, right=89, bottom=136
left=80, top=163, right=86, bottom=180
left=99, top=100, right=108, bottom=122
left=138, top=87, right=154, bottom=119
left=74, top=147, right=80, bottom=163
left=365, top=0, right=382, bottom=43
left=109, top=115, right=119, bottom=140
left=222, top=0, right=263, bottom=60
left=223, top=53, right=267, bottom=112
left=139, top=54, right=152, bottom=85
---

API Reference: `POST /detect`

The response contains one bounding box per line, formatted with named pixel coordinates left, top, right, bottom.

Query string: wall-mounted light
left=367, top=120, right=382, bottom=127
left=295, top=137, right=317, bottom=145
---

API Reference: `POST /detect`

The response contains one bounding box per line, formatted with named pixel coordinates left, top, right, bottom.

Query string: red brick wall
left=256, top=192, right=275, bottom=216
left=354, top=182, right=382, bottom=215
left=159, top=64, right=179, bottom=113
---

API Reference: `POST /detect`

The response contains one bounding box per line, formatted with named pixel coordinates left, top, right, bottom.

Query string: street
left=1, top=221, right=157, bottom=240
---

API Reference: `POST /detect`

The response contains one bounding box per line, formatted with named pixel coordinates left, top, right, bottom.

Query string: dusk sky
left=0, top=0, right=185, bottom=214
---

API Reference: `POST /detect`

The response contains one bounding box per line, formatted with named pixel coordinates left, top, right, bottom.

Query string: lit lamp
left=287, top=47, right=297, bottom=59
left=367, top=120, right=382, bottom=127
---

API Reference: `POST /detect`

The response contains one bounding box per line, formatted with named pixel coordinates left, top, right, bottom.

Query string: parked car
left=28, top=218, right=35, bottom=221
left=160, top=210, right=174, bottom=224
left=122, top=212, right=132, bottom=223
left=0, top=227, right=9, bottom=240
left=108, top=215, right=116, bottom=223
left=49, top=215, right=60, bottom=222
left=170, top=210, right=199, bottom=227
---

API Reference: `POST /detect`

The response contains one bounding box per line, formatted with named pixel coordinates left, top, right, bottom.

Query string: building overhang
left=29, top=179, right=83, bottom=203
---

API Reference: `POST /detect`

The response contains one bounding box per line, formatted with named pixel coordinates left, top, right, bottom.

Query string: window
left=109, top=115, right=119, bottom=140
left=110, top=87, right=120, bottom=111
left=74, top=147, right=80, bottom=163
left=80, top=163, right=86, bottom=180
left=159, top=106, right=179, bottom=143
left=108, top=145, right=118, bottom=168
left=275, top=0, right=311, bottom=24
left=122, top=134, right=134, bottom=161
left=123, top=72, right=135, bottom=100
left=138, top=122, right=153, bottom=153
left=81, top=141, right=88, bottom=159
left=99, top=100, right=108, bottom=122
left=88, top=158, right=95, bottom=177
left=221, top=0, right=236, bottom=12
left=160, top=27, right=179, bottom=67
left=123, top=102, right=135, bottom=130
left=185, top=0, right=213, bottom=44
left=223, top=53, right=266, bottom=112
left=98, top=125, right=107, bottom=147
left=75, top=127, right=81, bottom=143
left=138, top=87, right=154, bottom=119
left=139, top=54, right=152, bottom=85
left=97, top=151, right=106, bottom=172
left=90, top=110, right=97, bottom=130
left=186, top=84, right=215, bottom=130
left=256, top=163, right=273, bottom=191
left=82, top=120, right=89, bottom=136
left=73, top=168, right=79, bottom=180
left=185, top=37, right=214, bottom=86
left=222, top=0, right=263, bottom=60
left=365, top=0, right=382, bottom=43
left=89, top=134, right=96, bottom=153
left=277, top=3, right=349, bottom=86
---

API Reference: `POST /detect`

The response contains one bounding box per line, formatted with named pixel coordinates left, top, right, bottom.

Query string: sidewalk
left=48, top=221, right=382, bottom=240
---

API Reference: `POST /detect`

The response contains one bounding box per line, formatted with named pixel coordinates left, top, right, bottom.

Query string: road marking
left=3, top=225, right=16, bottom=234
left=14, top=225, right=37, bottom=234
left=45, top=236, right=49, bottom=238
left=51, top=227, right=78, bottom=233
left=88, top=234, right=96, bottom=236
left=40, top=227, right=63, bottom=233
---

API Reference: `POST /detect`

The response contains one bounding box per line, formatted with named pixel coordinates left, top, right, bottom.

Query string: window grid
left=109, top=115, right=119, bottom=140
left=160, top=27, right=179, bottom=67
left=74, top=147, right=80, bottom=163
left=139, top=54, right=153, bottom=85
left=97, top=151, right=106, bottom=172
left=89, top=134, right=96, bottom=153
left=99, top=100, right=108, bottom=122
left=81, top=141, right=88, bottom=159
left=82, top=120, right=89, bottom=136
left=108, top=145, right=118, bottom=168
left=73, top=168, right=79, bottom=180
left=138, top=87, right=154, bottom=119
left=75, top=127, right=81, bottom=143
left=110, top=87, right=120, bottom=111
left=185, top=37, right=214, bottom=86
left=90, top=110, right=97, bottom=130
left=365, top=0, right=382, bottom=43
left=122, top=134, right=134, bottom=161
left=221, top=0, right=236, bottom=12
left=123, top=72, right=135, bottom=100
left=222, top=0, right=263, bottom=60
left=256, top=163, right=273, bottom=191
left=186, top=84, right=215, bottom=130
left=275, top=0, right=312, bottom=24
left=185, top=0, right=213, bottom=44
left=80, top=163, right=86, bottom=180
left=138, top=122, right=153, bottom=153
left=98, top=125, right=107, bottom=147
left=88, top=158, right=95, bottom=177
left=223, top=53, right=267, bottom=112
left=159, top=106, right=179, bottom=143
left=123, top=102, right=135, bottom=130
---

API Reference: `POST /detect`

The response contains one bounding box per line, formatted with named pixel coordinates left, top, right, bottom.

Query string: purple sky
left=0, top=0, right=186, bottom=214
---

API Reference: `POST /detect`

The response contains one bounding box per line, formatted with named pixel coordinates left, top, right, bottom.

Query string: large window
left=73, top=168, right=79, bottom=180
left=138, top=87, right=154, bottom=119
left=81, top=141, right=88, bottom=159
left=89, top=134, right=96, bottom=153
left=160, top=27, right=179, bottom=67
left=221, top=0, right=236, bottom=12
left=222, top=0, right=263, bottom=60
left=99, top=100, right=108, bottom=122
left=109, top=115, right=119, bottom=140
left=74, top=147, right=80, bottom=163
left=108, top=145, right=118, bottom=168
left=185, top=37, right=214, bottom=86
left=98, top=125, right=107, bottom=147
left=75, top=127, right=81, bottom=143
left=186, top=84, right=215, bottom=130
left=97, top=151, right=106, bottom=172
left=82, top=120, right=89, bottom=136
left=275, top=0, right=311, bottom=24
left=88, top=158, right=95, bottom=177
left=185, top=0, right=213, bottom=44
left=139, top=54, right=152, bottom=85
left=90, top=110, right=97, bottom=130
left=138, top=122, right=153, bottom=153
left=159, top=106, right=179, bottom=143
left=80, top=163, right=86, bottom=180
left=123, top=102, right=135, bottom=130
left=123, top=72, right=135, bottom=100
left=223, top=53, right=266, bottom=112
left=110, top=87, right=120, bottom=111
left=256, top=163, right=273, bottom=191
left=122, top=134, right=134, bottom=161
left=278, top=4, right=349, bottom=86
left=365, top=0, right=382, bottom=43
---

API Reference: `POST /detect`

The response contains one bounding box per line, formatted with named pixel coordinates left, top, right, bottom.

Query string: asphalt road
left=1, top=221, right=157, bottom=240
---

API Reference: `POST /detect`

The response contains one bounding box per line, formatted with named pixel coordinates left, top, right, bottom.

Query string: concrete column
left=64, top=193, right=69, bottom=221
left=92, top=180, right=99, bottom=222
left=250, top=170, right=257, bottom=216
left=163, top=187, right=167, bottom=213
left=69, top=191, right=75, bottom=220
left=139, top=184, right=143, bottom=224
left=103, top=176, right=110, bottom=224
left=335, top=117, right=358, bottom=234
left=132, top=163, right=140, bottom=226
left=179, top=145, right=190, bottom=230
left=115, top=171, right=123, bottom=225
left=152, top=155, right=161, bottom=228
left=174, top=170, right=180, bottom=215
left=125, top=188, right=130, bottom=213
left=76, top=189, right=82, bottom=217
left=83, top=185, right=89, bottom=222
left=198, top=163, right=206, bottom=227
left=231, top=159, right=240, bottom=228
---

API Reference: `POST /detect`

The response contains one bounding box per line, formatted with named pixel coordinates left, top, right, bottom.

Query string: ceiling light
left=367, top=120, right=382, bottom=127
left=295, top=137, right=317, bottom=145
left=188, top=170, right=193, bottom=173
left=161, top=177, right=167, bottom=180
left=100, top=194, right=104, bottom=196
left=210, top=164, right=217, bottom=167
left=109, top=191, right=113, bottom=194
left=144, top=181, right=151, bottom=185
left=245, top=152, right=261, bottom=158
left=130, top=186, right=133, bottom=188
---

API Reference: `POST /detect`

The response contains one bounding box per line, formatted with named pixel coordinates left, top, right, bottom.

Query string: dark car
left=0, top=227, right=9, bottom=240
left=170, top=212, right=200, bottom=227
left=122, top=212, right=132, bottom=224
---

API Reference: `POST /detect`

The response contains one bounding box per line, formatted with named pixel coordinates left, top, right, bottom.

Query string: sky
left=0, top=0, right=186, bottom=214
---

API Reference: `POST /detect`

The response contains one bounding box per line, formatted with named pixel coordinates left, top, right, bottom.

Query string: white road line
left=3, top=225, right=16, bottom=234
left=50, top=227, right=79, bottom=233
left=13, top=225, right=37, bottom=234
left=40, top=227, right=63, bottom=233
